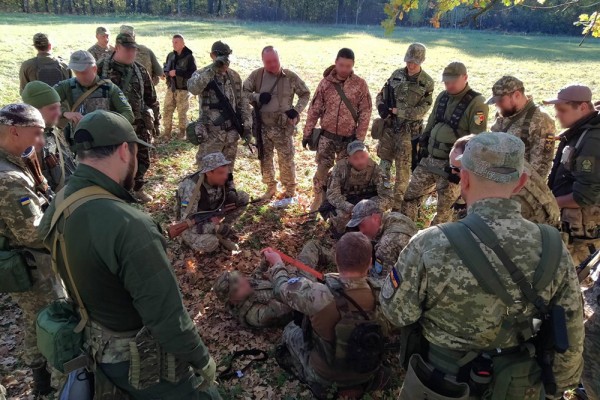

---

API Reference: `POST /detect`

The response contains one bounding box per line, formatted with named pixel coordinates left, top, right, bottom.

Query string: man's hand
left=285, top=109, right=299, bottom=120
left=195, top=356, right=216, bottom=389
left=63, top=112, right=84, bottom=125
left=377, top=104, right=390, bottom=119
left=213, top=56, right=230, bottom=73
left=302, top=137, right=311, bottom=150
left=262, top=247, right=283, bottom=267
left=168, top=70, right=177, bottom=77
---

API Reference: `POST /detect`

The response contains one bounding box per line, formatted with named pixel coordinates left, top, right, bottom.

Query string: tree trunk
left=355, top=0, right=363, bottom=25
left=207, top=0, right=213, bottom=13
left=22, top=0, right=29, bottom=12
left=336, top=0, right=343, bottom=24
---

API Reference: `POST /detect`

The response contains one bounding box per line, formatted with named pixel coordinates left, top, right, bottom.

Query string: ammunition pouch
left=260, top=111, right=287, bottom=128
left=400, top=354, right=470, bottom=400
left=186, top=120, right=199, bottom=145
left=0, top=237, right=32, bottom=293
left=371, top=118, right=388, bottom=140
left=561, top=206, right=600, bottom=240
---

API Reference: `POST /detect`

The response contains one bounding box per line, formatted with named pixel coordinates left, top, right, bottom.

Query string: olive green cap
left=69, top=50, right=96, bottom=72
left=442, top=61, right=467, bottom=82
left=96, top=26, right=110, bottom=35
left=21, top=81, right=61, bottom=109
left=119, top=25, right=135, bottom=35
left=73, top=110, right=153, bottom=151
left=33, top=33, right=49, bottom=47
left=116, top=32, right=138, bottom=48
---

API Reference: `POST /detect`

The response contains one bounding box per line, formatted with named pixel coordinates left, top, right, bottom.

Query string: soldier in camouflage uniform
left=187, top=41, right=252, bottom=169
left=488, top=76, right=556, bottom=178
left=325, top=140, right=392, bottom=234
left=98, top=33, right=159, bottom=203
left=546, top=85, right=600, bottom=265
left=175, top=152, right=249, bottom=253
left=375, top=43, right=434, bottom=210
left=303, top=48, right=372, bottom=212
left=54, top=50, right=134, bottom=144
left=243, top=46, right=311, bottom=199
left=381, top=132, right=584, bottom=399
left=582, top=273, right=600, bottom=399
left=88, top=26, right=114, bottom=62
left=401, top=61, right=488, bottom=225
left=22, top=81, right=76, bottom=191
left=264, top=233, right=386, bottom=399
left=213, top=269, right=293, bottom=328
left=0, top=104, right=65, bottom=395
left=19, top=33, right=71, bottom=93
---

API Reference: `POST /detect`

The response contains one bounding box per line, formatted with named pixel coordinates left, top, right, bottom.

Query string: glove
left=195, top=356, right=216, bottom=389
left=258, top=92, right=272, bottom=105
left=214, top=56, right=230, bottom=69
left=285, top=109, right=299, bottom=120
left=444, top=165, right=461, bottom=184
left=302, top=137, right=311, bottom=150
left=377, top=103, right=390, bottom=119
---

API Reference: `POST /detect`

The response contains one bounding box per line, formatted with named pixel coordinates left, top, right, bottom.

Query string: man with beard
left=38, top=110, right=220, bottom=399
left=487, top=76, right=556, bottom=178
left=303, top=48, right=372, bottom=212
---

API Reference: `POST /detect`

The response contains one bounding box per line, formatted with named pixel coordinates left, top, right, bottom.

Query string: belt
left=431, top=155, right=448, bottom=161
left=321, top=130, right=354, bottom=143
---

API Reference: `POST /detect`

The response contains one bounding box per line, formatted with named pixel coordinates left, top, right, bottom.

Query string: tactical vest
left=201, top=71, right=241, bottom=126
left=501, top=102, right=537, bottom=141
left=65, top=77, right=111, bottom=115
left=341, top=159, right=377, bottom=196
left=308, top=276, right=383, bottom=382
left=100, top=56, right=145, bottom=120
left=513, top=162, right=560, bottom=226
left=430, top=89, right=479, bottom=159
left=253, top=67, right=294, bottom=126
left=35, top=56, right=64, bottom=87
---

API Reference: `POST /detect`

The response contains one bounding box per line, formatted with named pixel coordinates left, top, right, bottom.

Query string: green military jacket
left=376, top=67, right=434, bottom=122
left=19, top=51, right=71, bottom=93
left=136, top=44, right=164, bottom=85
left=38, top=164, right=210, bottom=370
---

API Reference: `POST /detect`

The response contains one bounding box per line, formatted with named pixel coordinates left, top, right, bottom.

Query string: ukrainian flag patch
left=390, top=267, right=401, bottom=288
left=20, top=197, right=31, bottom=206
left=181, top=200, right=189, bottom=207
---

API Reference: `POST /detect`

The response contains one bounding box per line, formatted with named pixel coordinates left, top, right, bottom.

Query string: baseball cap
left=347, top=140, right=367, bottom=156
left=69, top=50, right=96, bottom=72
left=213, top=271, right=242, bottom=302
left=33, top=33, right=49, bottom=47
left=0, top=103, right=45, bottom=128
left=96, top=26, right=110, bottom=35
left=73, top=110, right=153, bottom=151
left=486, top=76, right=525, bottom=105
left=21, top=81, right=61, bottom=109
left=543, top=84, right=593, bottom=105
left=346, top=199, right=382, bottom=228
left=200, top=152, right=231, bottom=174
left=211, top=41, right=232, bottom=56
left=116, top=33, right=138, bottom=48
left=119, top=25, right=135, bottom=35
left=457, top=132, right=525, bottom=184
left=442, top=61, right=467, bottom=82
left=404, top=43, right=426, bottom=65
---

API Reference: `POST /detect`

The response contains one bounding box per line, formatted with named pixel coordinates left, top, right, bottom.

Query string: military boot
left=218, top=237, right=239, bottom=252
left=134, top=189, right=153, bottom=203
left=31, top=363, right=52, bottom=396
left=309, top=191, right=324, bottom=213
left=261, top=185, right=277, bottom=200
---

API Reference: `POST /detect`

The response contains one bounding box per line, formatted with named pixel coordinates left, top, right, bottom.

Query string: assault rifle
left=576, top=245, right=600, bottom=282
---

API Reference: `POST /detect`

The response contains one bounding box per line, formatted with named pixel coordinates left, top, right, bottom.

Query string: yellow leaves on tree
left=575, top=12, right=600, bottom=37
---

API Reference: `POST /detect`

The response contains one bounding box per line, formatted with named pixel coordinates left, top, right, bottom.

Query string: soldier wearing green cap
left=98, top=33, right=159, bottom=203
left=488, top=75, right=556, bottom=179
left=38, top=110, right=220, bottom=400
left=88, top=26, right=114, bottom=62
left=175, top=151, right=249, bottom=253
left=22, top=81, right=76, bottom=191
left=324, top=140, right=392, bottom=235
left=375, top=43, right=434, bottom=210
left=381, top=131, right=583, bottom=399
left=213, top=269, right=293, bottom=328
left=19, top=33, right=71, bottom=93
left=401, top=61, right=488, bottom=225
left=0, top=103, right=65, bottom=396
left=187, top=41, right=253, bottom=170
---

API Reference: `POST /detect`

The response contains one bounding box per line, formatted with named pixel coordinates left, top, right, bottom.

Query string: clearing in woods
left=0, top=12, right=599, bottom=399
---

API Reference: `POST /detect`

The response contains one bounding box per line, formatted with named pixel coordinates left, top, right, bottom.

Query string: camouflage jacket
left=187, top=63, right=252, bottom=130
left=19, top=52, right=71, bottom=92
left=0, top=147, right=46, bottom=249
left=303, top=66, right=372, bottom=140
left=373, top=212, right=417, bottom=274
left=40, top=126, right=77, bottom=191
left=491, top=98, right=556, bottom=178
left=87, top=43, right=115, bottom=62
left=327, top=158, right=392, bottom=213
left=513, top=160, right=560, bottom=226
left=98, top=56, right=158, bottom=123
left=379, top=197, right=584, bottom=393
left=136, top=44, right=164, bottom=85
left=228, top=278, right=293, bottom=328
left=376, top=67, right=434, bottom=122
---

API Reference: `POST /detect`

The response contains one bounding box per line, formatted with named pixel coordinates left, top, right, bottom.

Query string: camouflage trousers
left=583, top=282, right=600, bottom=400
left=567, top=237, right=600, bottom=265
left=261, top=125, right=296, bottom=194
left=401, top=156, right=460, bottom=225
left=195, top=124, right=239, bottom=171
left=313, top=135, right=350, bottom=196
left=297, top=240, right=335, bottom=270
left=163, top=89, right=191, bottom=136
left=329, top=210, right=352, bottom=236
left=181, top=231, right=221, bottom=253
left=377, top=122, right=420, bottom=210
left=134, top=123, right=152, bottom=191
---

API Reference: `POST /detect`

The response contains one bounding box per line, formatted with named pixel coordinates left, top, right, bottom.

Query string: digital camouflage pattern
left=199, top=152, right=231, bottom=173
left=19, top=52, right=71, bottom=92
left=582, top=280, right=600, bottom=400
left=163, top=89, right=191, bottom=135
left=326, top=158, right=392, bottom=232
left=380, top=198, right=584, bottom=394
left=87, top=43, right=114, bottom=62
left=490, top=98, right=556, bottom=178
left=187, top=63, right=252, bottom=168
left=514, top=161, right=560, bottom=226
left=373, top=212, right=417, bottom=275
left=487, top=75, right=524, bottom=103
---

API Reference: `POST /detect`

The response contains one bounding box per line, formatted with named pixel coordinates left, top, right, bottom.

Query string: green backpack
left=0, top=236, right=32, bottom=293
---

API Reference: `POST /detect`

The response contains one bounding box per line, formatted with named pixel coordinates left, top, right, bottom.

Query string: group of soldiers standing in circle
left=1, top=23, right=600, bottom=400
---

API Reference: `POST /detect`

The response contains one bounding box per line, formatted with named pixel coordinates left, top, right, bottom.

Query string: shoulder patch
left=474, top=111, right=485, bottom=126
left=581, top=158, right=594, bottom=173
left=381, top=267, right=401, bottom=300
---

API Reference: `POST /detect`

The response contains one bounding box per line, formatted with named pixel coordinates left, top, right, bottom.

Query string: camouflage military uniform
left=0, top=105, right=64, bottom=389
left=243, top=67, right=311, bottom=196
left=303, top=65, right=372, bottom=206
left=515, top=161, right=560, bottom=226
left=402, top=65, right=488, bottom=225
left=87, top=43, right=114, bottom=62
left=213, top=270, right=293, bottom=328
left=326, top=157, right=392, bottom=233
left=40, top=126, right=76, bottom=191
left=582, top=279, right=600, bottom=399
left=98, top=47, right=159, bottom=191
left=375, top=44, right=434, bottom=209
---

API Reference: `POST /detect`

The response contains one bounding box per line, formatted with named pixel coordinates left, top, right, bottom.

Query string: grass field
left=1, top=12, right=599, bottom=399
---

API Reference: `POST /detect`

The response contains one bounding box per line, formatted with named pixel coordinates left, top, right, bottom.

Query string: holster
left=399, top=354, right=470, bottom=400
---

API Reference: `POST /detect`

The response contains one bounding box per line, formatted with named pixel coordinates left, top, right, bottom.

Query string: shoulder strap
left=70, top=79, right=112, bottom=113
left=255, top=68, right=264, bottom=94
left=47, top=186, right=125, bottom=332
left=533, top=224, right=563, bottom=291
left=324, top=277, right=370, bottom=320
left=183, top=173, right=204, bottom=218
left=519, top=103, right=538, bottom=138
left=333, top=83, right=358, bottom=123
left=435, top=92, right=450, bottom=124
left=448, top=89, right=479, bottom=133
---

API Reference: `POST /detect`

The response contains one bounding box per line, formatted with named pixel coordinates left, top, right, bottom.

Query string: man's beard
left=500, top=105, right=518, bottom=118
left=122, top=155, right=136, bottom=192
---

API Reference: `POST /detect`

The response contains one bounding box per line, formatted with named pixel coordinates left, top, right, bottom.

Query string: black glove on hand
left=302, top=137, right=311, bottom=150
left=285, top=109, right=299, bottom=120
left=259, top=92, right=272, bottom=105
left=377, top=104, right=390, bottom=119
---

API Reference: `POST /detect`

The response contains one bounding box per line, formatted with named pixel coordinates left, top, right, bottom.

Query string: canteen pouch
left=36, top=299, right=83, bottom=372
left=400, top=322, right=425, bottom=369
left=371, top=118, right=385, bottom=140
left=400, top=354, right=470, bottom=400
left=0, top=236, right=32, bottom=292
left=186, top=120, right=199, bottom=145
left=310, top=128, right=322, bottom=151
left=488, top=351, right=542, bottom=400
left=562, top=208, right=584, bottom=238
left=128, top=327, right=161, bottom=390
left=160, top=351, right=194, bottom=383
left=582, top=206, right=600, bottom=239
